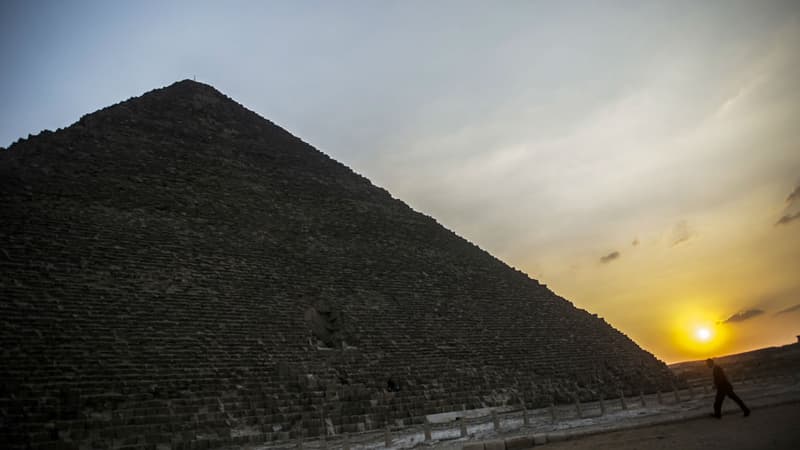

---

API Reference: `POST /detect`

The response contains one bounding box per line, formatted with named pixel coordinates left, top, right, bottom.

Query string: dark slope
left=0, top=80, right=673, bottom=449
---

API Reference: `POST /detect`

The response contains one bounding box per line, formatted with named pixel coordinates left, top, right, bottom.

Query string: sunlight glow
left=667, top=302, right=730, bottom=360
left=695, top=327, right=712, bottom=342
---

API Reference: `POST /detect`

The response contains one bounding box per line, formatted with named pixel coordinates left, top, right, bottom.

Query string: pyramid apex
left=157, top=78, right=225, bottom=97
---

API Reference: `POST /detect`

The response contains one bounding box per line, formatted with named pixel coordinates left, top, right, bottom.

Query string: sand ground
left=541, top=402, right=800, bottom=450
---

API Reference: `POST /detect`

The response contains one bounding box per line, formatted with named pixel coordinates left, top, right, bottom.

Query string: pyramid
left=0, top=80, right=673, bottom=449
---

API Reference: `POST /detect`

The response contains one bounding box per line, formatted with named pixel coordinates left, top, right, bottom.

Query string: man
left=706, top=358, right=750, bottom=418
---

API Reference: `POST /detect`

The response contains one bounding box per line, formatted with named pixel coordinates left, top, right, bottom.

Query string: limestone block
left=504, top=435, right=534, bottom=449
left=546, top=431, right=568, bottom=442
left=484, top=440, right=506, bottom=450
left=462, top=443, right=485, bottom=450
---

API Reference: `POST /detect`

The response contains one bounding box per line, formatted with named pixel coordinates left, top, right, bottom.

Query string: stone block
left=484, top=440, right=506, bottom=450
left=462, top=443, right=485, bottom=450
left=505, top=435, right=534, bottom=449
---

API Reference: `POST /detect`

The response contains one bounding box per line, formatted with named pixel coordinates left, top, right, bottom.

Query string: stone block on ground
left=484, top=439, right=506, bottom=450
left=546, top=431, right=568, bottom=443
left=462, top=443, right=485, bottom=450
left=505, top=435, right=534, bottom=449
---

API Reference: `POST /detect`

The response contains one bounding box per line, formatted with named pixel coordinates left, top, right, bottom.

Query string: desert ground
left=540, top=402, right=800, bottom=450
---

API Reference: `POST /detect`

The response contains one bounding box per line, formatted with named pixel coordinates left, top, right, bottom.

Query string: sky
left=2, top=0, right=799, bottom=363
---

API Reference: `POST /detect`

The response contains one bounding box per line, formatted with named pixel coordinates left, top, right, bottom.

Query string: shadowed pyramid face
left=0, top=80, right=675, bottom=447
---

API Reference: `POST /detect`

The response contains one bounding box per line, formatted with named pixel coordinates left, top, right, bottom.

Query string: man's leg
left=713, top=389, right=725, bottom=417
left=727, top=389, right=750, bottom=416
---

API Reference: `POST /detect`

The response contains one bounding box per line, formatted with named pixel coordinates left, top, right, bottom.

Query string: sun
left=695, top=327, right=713, bottom=342
left=670, top=304, right=729, bottom=358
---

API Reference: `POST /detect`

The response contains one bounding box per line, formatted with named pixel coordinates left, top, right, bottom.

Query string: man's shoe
left=710, top=413, right=721, bottom=419
left=743, top=408, right=750, bottom=417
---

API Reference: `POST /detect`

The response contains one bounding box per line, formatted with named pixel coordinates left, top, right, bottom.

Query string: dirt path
left=541, top=402, right=800, bottom=450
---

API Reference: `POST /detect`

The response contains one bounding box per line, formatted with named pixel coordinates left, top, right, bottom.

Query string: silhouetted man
left=706, top=358, right=750, bottom=418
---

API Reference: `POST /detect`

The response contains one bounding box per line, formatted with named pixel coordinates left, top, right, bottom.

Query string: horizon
left=2, top=1, right=799, bottom=364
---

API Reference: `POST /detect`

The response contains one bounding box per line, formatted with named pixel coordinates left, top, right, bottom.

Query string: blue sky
left=2, top=1, right=799, bottom=361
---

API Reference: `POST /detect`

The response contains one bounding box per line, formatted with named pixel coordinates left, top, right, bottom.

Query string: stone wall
left=0, top=80, right=674, bottom=450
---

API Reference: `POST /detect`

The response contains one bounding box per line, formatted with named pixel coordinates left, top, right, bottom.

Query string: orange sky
left=537, top=189, right=800, bottom=363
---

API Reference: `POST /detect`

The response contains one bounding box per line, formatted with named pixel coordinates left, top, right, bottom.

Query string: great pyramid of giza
left=0, top=80, right=673, bottom=449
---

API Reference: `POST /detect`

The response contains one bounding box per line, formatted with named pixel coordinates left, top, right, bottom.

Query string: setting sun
left=695, top=327, right=712, bottom=342
left=666, top=303, right=732, bottom=360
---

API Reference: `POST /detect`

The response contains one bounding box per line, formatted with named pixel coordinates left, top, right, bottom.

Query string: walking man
left=706, top=358, right=750, bottom=418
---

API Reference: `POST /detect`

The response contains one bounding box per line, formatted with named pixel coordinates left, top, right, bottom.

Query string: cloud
left=776, top=211, right=800, bottom=225
left=776, top=304, right=800, bottom=315
left=721, top=309, right=765, bottom=323
left=787, top=185, right=800, bottom=203
left=776, top=183, right=800, bottom=226
left=599, top=251, right=620, bottom=264
left=669, top=220, right=693, bottom=246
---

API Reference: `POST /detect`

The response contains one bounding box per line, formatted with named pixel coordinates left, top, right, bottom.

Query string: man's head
left=706, top=358, right=715, bottom=368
